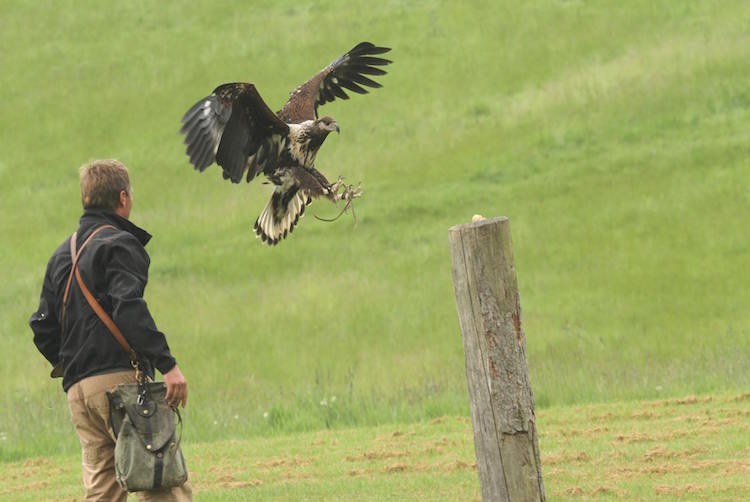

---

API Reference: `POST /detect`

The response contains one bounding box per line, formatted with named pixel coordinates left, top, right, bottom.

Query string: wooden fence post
left=449, top=216, right=545, bottom=502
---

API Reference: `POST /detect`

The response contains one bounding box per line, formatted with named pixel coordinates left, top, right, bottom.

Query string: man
left=30, top=159, right=192, bottom=501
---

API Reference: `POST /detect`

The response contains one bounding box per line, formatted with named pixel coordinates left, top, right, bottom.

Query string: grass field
left=2, top=392, right=749, bottom=501
left=1, top=0, right=749, bottom=494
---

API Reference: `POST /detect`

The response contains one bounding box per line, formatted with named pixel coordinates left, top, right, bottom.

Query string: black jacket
left=30, top=209, right=177, bottom=391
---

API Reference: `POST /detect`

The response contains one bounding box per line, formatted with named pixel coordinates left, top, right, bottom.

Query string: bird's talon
left=337, top=181, right=363, bottom=202
left=329, top=176, right=347, bottom=200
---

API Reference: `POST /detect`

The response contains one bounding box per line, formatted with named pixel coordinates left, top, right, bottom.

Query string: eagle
left=180, top=41, right=392, bottom=245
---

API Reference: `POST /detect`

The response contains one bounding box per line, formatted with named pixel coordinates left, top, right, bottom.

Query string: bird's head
left=316, top=116, right=340, bottom=134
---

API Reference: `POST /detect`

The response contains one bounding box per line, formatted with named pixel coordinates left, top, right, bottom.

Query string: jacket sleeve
left=30, top=258, right=62, bottom=367
left=105, top=236, right=177, bottom=374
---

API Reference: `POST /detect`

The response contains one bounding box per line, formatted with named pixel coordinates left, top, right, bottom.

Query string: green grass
left=2, top=392, right=748, bottom=501
left=1, top=0, right=749, bottom=464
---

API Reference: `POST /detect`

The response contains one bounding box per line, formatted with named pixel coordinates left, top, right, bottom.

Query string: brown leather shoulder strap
left=62, top=225, right=138, bottom=363
left=75, top=262, right=137, bottom=362
left=61, top=232, right=77, bottom=317
left=62, top=225, right=115, bottom=324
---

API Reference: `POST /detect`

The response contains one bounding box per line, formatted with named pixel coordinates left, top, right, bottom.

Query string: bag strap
left=64, top=225, right=140, bottom=370
left=62, top=225, right=114, bottom=325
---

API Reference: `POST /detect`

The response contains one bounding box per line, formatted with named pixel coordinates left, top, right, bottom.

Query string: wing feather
left=193, top=137, right=214, bottom=171
left=320, top=86, right=335, bottom=103
left=180, top=82, right=289, bottom=183
left=348, top=64, right=388, bottom=76
left=338, top=79, right=368, bottom=94
left=180, top=96, right=230, bottom=171
left=352, top=43, right=391, bottom=55
left=277, top=42, right=392, bottom=123
left=350, top=56, right=392, bottom=66
left=330, top=86, right=350, bottom=100
left=343, top=73, right=382, bottom=88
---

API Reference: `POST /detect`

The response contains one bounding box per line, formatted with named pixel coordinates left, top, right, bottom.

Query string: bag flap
left=108, top=382, right=177, bottom=452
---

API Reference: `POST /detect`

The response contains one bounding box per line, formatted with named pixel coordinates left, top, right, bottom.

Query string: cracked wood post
left=449, top=216, right=545, bottom=502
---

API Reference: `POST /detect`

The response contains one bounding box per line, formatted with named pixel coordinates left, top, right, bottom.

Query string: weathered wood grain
left=449, top=217, right=545, bottom=502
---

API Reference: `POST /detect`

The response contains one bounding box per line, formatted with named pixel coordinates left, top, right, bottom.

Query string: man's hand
left=163, top=365, right=188, bottom=408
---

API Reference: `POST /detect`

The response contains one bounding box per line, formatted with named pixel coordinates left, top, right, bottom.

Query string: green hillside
left=1, top=0, right=748, bottom=461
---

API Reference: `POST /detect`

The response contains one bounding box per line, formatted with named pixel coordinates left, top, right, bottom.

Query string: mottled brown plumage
left=277, top=42, right=393, bottom=123
left=180, top=42, right=391, bottom=245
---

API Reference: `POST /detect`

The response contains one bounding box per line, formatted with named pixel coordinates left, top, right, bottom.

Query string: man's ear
left=118, top=190, right=128, bottom=208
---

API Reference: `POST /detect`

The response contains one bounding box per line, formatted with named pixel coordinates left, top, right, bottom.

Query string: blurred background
left=1, top=0, right=748, bottom=461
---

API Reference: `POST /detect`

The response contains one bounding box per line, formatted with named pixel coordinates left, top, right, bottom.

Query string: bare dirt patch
left=345, top=449, right=409, bottom=462
left=0, top=481, right=49, bottom=497
left=347, top=468, right=371, bottom=476
left=384, top=463, right=408, bottom=473
left=560, top=426, right=609, bottom=438
left=255, top=456, right=313, bottom=469
left=656, top=395, right=713, bottom=407
left=564, top=486, right=584, bottom=496
left=442, top=459, right=475, bottom=471
left=219, top=475, right=263, bottom=489
left=613, top=432, right=655, bottom=444
left=592, top=486, right=624, bottom=497
left=542, top=451, right=590, bottom=466
left=654, top=484, right=703, bottom=495
left=630, top=410, right=660, bottom=419
left=643, top=445, right=708, bottom=462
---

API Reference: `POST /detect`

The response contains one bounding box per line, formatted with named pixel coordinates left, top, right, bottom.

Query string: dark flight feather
left=277, top=42, right=391, bottom=123
left=181, top=83, right=288, bottom=183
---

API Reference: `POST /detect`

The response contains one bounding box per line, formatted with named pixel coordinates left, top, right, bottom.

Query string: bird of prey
left=180, top=41, right=392, bottom=245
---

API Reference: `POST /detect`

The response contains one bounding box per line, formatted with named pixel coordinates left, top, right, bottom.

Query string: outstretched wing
left=277, top=42, right=392, bottom=124
left=180, top=83, right=289, bottom=183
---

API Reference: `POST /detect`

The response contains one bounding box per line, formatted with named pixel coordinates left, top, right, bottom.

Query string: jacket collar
left=79, top=208, right=152, bottom=246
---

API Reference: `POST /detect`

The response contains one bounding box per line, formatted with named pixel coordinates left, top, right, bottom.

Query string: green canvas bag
left=108, top=382, right=188, bottom=491
left=65, top=227, right=189, bottom=492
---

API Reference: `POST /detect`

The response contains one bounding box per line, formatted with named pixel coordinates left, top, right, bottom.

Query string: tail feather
left=254, top=190, right=311, bottom=245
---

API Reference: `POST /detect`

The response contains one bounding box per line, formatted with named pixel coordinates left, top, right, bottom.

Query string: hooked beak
left=333, top=122, right=340, bottom=134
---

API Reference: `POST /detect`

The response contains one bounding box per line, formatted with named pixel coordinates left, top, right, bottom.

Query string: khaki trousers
left=67, top=370, right=192, bottom=501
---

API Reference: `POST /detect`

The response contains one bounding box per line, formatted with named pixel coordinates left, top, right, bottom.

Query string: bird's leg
left=315, top=181, right=363, bottom=226
left=338, top=182, right=363, bottom=227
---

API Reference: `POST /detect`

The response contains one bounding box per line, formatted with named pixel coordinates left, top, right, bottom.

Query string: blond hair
left=79, top=159, right=131, bottom=210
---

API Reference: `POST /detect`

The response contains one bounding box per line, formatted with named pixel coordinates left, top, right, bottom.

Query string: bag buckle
left=132, top=358, right=148, bottom=406
left=136, top=381, right=149, bottom=406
